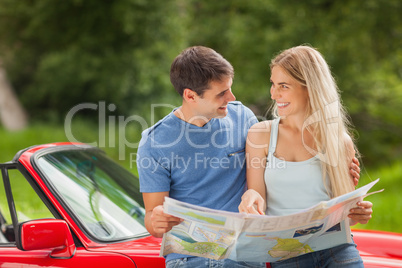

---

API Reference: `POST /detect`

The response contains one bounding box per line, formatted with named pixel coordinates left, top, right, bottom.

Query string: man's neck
left=173, top=106, right=211, bottom=127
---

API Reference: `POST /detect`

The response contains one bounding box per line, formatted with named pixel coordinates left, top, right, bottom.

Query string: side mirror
left=18, top=219, right=76, bottom=259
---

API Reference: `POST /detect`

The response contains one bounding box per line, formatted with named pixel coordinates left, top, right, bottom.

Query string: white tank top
left=263, top=118, right=351, bottom=250
left=264, top=118, right=330, bottom=216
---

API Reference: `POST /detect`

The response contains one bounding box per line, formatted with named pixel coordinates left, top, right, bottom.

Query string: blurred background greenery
left=0, top=0, right=401, bottom=233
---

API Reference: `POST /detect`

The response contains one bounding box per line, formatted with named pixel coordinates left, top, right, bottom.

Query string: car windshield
left=35, top=148, right=148, bottom=241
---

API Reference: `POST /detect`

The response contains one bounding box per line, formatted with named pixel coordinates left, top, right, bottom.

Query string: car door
left=0, top=163, right=136, bottom=267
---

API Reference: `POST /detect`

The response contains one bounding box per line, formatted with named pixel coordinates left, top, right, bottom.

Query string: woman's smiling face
left=270, top=66, right=309, bottom=118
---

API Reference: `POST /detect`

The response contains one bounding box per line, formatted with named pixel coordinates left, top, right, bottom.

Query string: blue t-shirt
left=137, top=101, right=257, bottom=261
left=138, top=101, right=257, bottom=212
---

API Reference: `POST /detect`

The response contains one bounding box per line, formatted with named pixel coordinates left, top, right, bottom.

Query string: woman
left=239, top=46, right=372, bottom=267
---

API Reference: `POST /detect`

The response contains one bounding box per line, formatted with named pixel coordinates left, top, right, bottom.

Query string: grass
left=352, top=162, right=402, bottom=233
left=0, top=123, right=68, bottom=163
left=0, top=121, right=140, bottom=173
left=1, top=122, right=401, bottom=233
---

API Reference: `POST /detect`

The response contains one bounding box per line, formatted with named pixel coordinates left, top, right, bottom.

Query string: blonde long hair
left=270, top=45, right=357, bottom=197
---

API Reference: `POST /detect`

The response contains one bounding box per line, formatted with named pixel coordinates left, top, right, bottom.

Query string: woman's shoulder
left=249, top=120, right=275, bottom=131
left=247, top=120, right=275, bottom=145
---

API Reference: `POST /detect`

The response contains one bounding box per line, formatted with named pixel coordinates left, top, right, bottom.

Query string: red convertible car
left=0, top=142, right=401, bottom=267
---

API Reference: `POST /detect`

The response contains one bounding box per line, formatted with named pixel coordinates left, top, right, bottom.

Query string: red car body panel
left=1, top=142, right=401, bottom=267
left=353, top=229, right=402, bottom=267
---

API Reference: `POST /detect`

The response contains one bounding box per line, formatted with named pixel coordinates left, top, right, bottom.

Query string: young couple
left=137, top=46, right=372, bottom=267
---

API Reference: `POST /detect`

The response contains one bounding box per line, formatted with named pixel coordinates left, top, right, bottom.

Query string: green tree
left=0, top=0, right=186, bottom=121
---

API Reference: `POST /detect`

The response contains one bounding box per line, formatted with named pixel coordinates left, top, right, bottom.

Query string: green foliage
left=0, top=0, right=185, bottom=121
left=0, top=124, right=68, bottom=163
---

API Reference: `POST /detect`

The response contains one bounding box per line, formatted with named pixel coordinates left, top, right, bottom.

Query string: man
left=137, top=46, right=369, bottom=267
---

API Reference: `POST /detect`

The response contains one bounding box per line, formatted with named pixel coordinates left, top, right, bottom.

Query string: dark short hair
left=170, top=46, right=234, bottom=96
